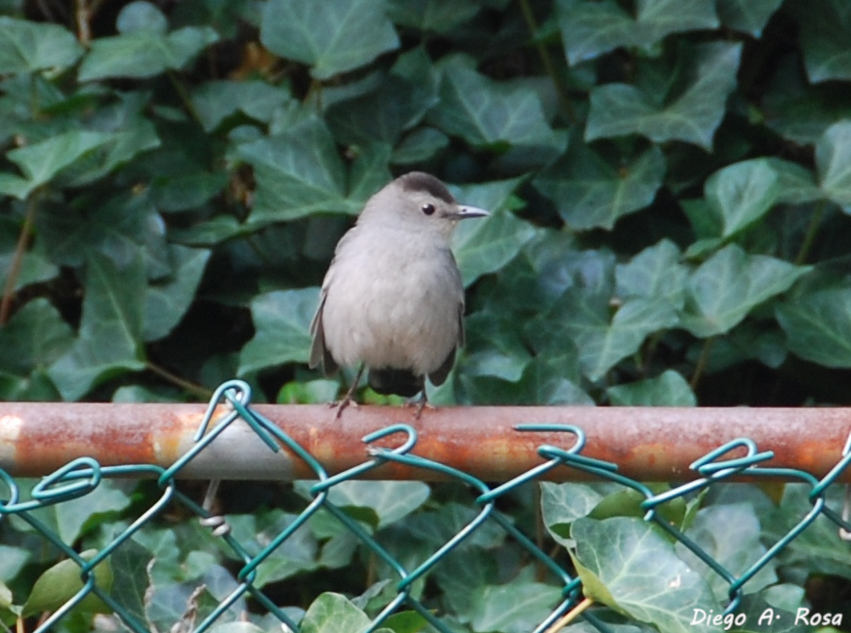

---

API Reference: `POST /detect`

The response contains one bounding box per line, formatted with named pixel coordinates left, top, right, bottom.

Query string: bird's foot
left=406, top=393, right=435, bottom=420
left=330, top=365, right=365, bottom=418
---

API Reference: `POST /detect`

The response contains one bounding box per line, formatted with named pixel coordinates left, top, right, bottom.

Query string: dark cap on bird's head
left=398, top=171, right=455, bottom=204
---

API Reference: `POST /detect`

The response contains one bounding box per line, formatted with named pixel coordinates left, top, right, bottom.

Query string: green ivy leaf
left=762, top=485, right=851, bottom=581
left=451, top=177, right=537, bottom=286
left=191, top=80, right=292, bottom=132
left=678, top=503, right=777, bottom=600
left=52, top=479, right=135, bottom=544
left=239, top=287, right=319, bottom=375
left=22, top=550, right=112, bottom=617
left=143, top=245, right=211, bottom=341
left=0, top=218, right=58, bottom=291
left=386, top=0, right=480, bottom=33
left=762, top=56, right=851, bottom=146
left=216, top=511, right=322, bottom=587
left=467, top=574, right=562, bottom=633
left=326, top=60, right=437, bottom=146
left=816, top=120, right=851, bottom=210
left=346, top=142, right=394, bottom=209
left=301, top=593, right=393, bottom=633
left=0, top=298, right=71, bottom=375
left=48, top=253, right=147, bottom=400
left=606, top=370, right=696, bottom=406
left=556, top=0, right=718, bottom=65
left=704, top=159, right=779, bottom=238
left=0, top=16, right=84, bottom=74
left=235, top=117, right=351, bottom=225
left=716, top=0, right=784, bottom=37
left=277, top=379, right=340, bottom=404
left=534, top=144, right=665, bottom=230
left=317, top=481, right=430, bottom=529
left=463, top=312, right=532, bottom=382
left=528, top=286, right=678, bottom=382
left=616, top=239, right=687, bottom=310
left=260, top=0, right=400, bottom=80
left=792, top=0, right=851, bottom=83
left=0, top=545, right=29, bottom=586
left=116, top=1, right=168, bottom=34
left=0, top=130, right=112, bottom=199
left=766, top=157, right=823, bottom=204
left=541, top=482, right=611, bottom=542
left=152, top=170, right=227, bottom=214
left=571, top=517, right=718, bottom=632
left=168, top=216, right=248, bottom=246
left=586, top=41, right=742, bottom=150
left=699, top=324, right=788, bottom=372
left=392, top=127, right=449, bottom=164
left=78, top=26, right=219, bottom=81
left=776, top=284, right=851, bottom=368
left=457, top=351, right=592, bottom=406
left=522, top=354, right=593, bottom=405
left=380, top=611, right=429, bottom=633
left=65, top=122, right=162, bottom=189
left=680, top=245, right=810, bottom=338
left=36, top=191, right=169, bottom=272
left=701, top=157, right=821, bottom=239
left=0, top=299, right=73, bottom=399
left=427, top=61, right=565, bottom=163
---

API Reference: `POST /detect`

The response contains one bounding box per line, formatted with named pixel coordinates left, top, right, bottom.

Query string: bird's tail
left=368, top=368, right=423, bottom=397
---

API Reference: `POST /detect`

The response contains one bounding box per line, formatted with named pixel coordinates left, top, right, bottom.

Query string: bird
left=309, top=171, right=489, bottom=417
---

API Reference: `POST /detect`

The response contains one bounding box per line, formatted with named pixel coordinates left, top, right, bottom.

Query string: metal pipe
left=0, top=403, right=849, bottom=481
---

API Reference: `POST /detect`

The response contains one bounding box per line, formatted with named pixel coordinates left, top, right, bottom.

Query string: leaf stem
left=167, top=70, right=204, bottom=126
left=794, top=201, right=824, bottom=265
left=304, top=78, right=323, bottom=110
left=689, top=336, right=715, bottom=391
left=145, top=361, right=214, bottom=399
left=544, top=596, right=593, bottom=633
left=518, top=0, right=576, bottom=122
left=74, top=0, right=91, bottom=45
left=0, top=193, right=39, bottom=325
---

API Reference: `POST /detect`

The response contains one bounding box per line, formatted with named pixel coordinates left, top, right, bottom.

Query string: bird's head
left=359, top=171, right=489, bottom=239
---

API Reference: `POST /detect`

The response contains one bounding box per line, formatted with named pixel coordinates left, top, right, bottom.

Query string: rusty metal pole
left=0, top=403, right=849, bottom=481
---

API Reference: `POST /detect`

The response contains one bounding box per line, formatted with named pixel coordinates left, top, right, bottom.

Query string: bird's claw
left=331, top=397, right=359, bottom=418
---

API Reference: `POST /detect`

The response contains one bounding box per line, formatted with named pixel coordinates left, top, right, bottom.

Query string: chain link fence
left=2, top=380, right=850, bottom=633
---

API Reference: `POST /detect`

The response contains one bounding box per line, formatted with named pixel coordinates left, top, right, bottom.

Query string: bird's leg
left=335, top=363, right=365, bottom=418
left=412, top=379, right=434, bottom=420
left=413, top=390, right=427, bottom=419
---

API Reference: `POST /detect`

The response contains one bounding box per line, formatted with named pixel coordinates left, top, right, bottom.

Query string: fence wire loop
left=1, top=384, right=850, bottom=633
left=690, top=437, right=774, bottom=476
left=194, top=379, right=251, bottom=440
left=32, top=456, right=102, bottom=503
left=364, top=422, right=418, bottom=456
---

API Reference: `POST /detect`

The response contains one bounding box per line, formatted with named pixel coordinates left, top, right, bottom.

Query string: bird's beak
left=453, top=204, right=490, bottom=220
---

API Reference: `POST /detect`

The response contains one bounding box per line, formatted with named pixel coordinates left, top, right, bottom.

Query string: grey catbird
left=309, top=171, right=489, bottom=416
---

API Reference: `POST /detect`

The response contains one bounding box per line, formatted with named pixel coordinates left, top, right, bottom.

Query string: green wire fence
left=2, top=379, right=851, bottom=633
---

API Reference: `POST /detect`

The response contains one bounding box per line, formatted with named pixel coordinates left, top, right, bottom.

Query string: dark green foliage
left=2, top=0, right=851, bottom=407
left=2, top=1, right=851, bottom=631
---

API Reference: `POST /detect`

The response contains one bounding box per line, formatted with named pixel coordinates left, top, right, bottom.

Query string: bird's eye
left=421, top=203, right=435, bottom=216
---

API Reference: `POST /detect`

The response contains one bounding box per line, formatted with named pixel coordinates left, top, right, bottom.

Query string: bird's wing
left=309, top=288, right=338, bottom=374
left=429, top=301, right=464, bottom=386
left=309, top=227, right=360, bottom=374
